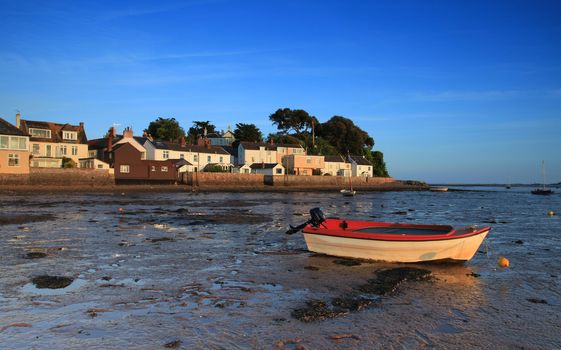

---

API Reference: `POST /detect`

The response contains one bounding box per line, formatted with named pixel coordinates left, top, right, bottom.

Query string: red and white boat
left=289, top=209, right=490, bottom=263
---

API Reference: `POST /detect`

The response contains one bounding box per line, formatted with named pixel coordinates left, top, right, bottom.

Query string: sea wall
left=0, top=168, right=114, bottom=187
left=181, top=172, right=398, bottom=190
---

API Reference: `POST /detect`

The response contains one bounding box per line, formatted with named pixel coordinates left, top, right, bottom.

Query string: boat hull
left=303, top=226, right=489, bottom=263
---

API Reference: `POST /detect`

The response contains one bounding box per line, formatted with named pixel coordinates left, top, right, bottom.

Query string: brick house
left=113, top=142, right=180, bottom=184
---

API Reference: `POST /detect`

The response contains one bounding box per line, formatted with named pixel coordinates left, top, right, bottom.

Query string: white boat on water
left=430, top=187, right=448, bottom=192
left=340, top=189, right=356, bottom=196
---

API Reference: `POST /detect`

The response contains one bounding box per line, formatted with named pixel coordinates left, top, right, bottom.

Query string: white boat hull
left=303, top=229, right=489, bottom=263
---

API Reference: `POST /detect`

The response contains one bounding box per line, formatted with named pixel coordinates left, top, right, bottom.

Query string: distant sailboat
left=532, top=161, right=554, bottom=195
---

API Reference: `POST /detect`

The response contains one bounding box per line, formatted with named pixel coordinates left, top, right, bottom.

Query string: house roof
left=249, top=163, right=281, bottom=169
left=221, top=145, right=238, bottom=157
left=0, top=117, right=27, bottom=136
left=88, top=135, right=147, bottom=150
left=20, top=119, right=87, bottom=144
left=324, top=155, right=347, bottom=163
left=350, top=155, right=372, bottom=166
left=151, top=140, right=230, bottom=155
left=239, top=141, right=302, bottom=151
left=170, top=158, right=193, bottom=166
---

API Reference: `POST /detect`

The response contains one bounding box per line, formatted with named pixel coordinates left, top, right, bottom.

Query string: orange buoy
left=497, top=256, right=510, bottom=268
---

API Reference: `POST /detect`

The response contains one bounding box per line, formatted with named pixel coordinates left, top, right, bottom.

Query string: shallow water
left=1, top=189, right=560, bottom=349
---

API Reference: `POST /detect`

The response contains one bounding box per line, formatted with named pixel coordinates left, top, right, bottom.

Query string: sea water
left=0, top=189, right=560, bottom=349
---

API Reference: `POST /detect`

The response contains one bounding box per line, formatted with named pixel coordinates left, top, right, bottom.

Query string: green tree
left=318, top=116, right=374, bottom=155
left=233, top=123, right=263, bottom=142
left=267, top=133, right=302, bottom=145
left=145, top=117, right=185, bottom=141
left=365, top=149, right=389, bottom=177
left=187, top=121, right=216, bottom=142
left=269, top=108, right=316, bottom=136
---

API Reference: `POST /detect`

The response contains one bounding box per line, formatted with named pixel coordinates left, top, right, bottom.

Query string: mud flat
left=0, top=190, right=560, bottom=349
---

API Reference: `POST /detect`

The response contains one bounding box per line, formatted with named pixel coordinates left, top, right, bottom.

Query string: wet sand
left=1, top=190, right=560, bottom=349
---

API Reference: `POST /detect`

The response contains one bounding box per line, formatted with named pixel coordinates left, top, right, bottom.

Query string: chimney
left=107, top=126, right=117, bottom=138
left=197, top=136, right=204, bottom=146
left=16, top=112, right=21, bottom=128
left=107, top=131, right=113, bottom=152
left=79, top=122, right=84, bottom=128
left=123, top=127, right=133, bottom=139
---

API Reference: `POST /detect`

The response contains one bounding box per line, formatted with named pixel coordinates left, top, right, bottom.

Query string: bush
left=62, top=157, right=77, bottom=168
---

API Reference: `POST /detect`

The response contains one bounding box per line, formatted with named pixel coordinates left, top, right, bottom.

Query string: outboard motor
left=286, top=207, right=326, bottom=235
left=309, top=208, right=326, bottom=227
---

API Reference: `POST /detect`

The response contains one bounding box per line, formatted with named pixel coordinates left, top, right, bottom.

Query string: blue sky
left=1, top=0, right=560, bottom=183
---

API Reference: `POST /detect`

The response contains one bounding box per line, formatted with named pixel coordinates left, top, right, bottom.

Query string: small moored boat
left=340, top=189, right=356, bottom=196
left=287, top=208, right=490, bottom=263
left=430, top=187, right=448, bottom=192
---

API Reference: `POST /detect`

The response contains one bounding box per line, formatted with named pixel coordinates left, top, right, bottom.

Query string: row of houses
left=1, top=114, right=376, bottom=182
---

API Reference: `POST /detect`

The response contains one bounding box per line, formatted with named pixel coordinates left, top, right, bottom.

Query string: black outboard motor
left=286, top=207, right=326, bottom=234
left=309, top=207, right=326, bottom=227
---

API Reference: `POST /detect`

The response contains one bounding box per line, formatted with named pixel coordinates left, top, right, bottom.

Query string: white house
left=145, top=138, right=233, bottom=172
left=323, top=155, right=351, bottom=176
left=249, top=162, right=285, bottom=175
left=237, top=141, right=304, bottom=165
left=350, top=155, right=373, bottom=177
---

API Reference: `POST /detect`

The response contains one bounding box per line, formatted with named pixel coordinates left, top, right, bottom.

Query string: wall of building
left=0, top=150, right=30, bottom=174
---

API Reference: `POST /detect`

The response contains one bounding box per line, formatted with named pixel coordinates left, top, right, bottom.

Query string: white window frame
left=0, top=135, right=27, bottom=150
left=71, top=146, right=78, bottom=156
left=120, top=165, right=130, bottom=173
left=63, top=131, right=77, bottom=140
left=60, top=145, right=67, bottom=156
left=29, top=128, right=51, bottom=139
left=162, top=150, right=169, bottom=159
left=161, top=166, right=168, bottom=172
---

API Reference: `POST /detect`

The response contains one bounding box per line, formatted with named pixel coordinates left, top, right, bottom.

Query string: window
left=120, top=165, right=130, bottom=173
left=207, top=155, right=211, bottom=162
left=60, top=145, right=67, bottom=156
left=63, top=131, right=77, bottom=140
left=276, top=168, right=283, bottom=174
left=97, top=164, right=103, bottom=169
left=8, top=154, right=19, bottom=166
left=180, top=154, right=184, bottom=159
left=0, top=136, right=7, bottom=149
left=163, top=150, right=169, bottom=159
left=151, top=166, right=156, bottom=172
left=71, top=146, right=78, bottom=156
left=1, top=136, right=27, bottom=150
left=161, top=166, right=168, bottom=172
left=306, top=157, right=312, bottom=164
left=32, top=144, right=40, bottom=155
left=219, top=156, right=223, bottom=163
left=46, top=145, right=51, bottom=157
left=29, top=128, right=51, bottom=138
left=193, top=155, right=198, bottom=162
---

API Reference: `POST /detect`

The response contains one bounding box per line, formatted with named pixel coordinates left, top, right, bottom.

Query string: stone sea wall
left=182, top=172, right=397, bottom=189
left=0, top=168, right=114, bottom=187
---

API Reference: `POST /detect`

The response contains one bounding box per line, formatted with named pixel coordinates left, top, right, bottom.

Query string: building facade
left=282, top=154, right=325, bottom=176
left=323, top=155, right=351, bottom=176
left=0, top=117, right=30, bottom=174
left=17, top=113, right=88, bottom=168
